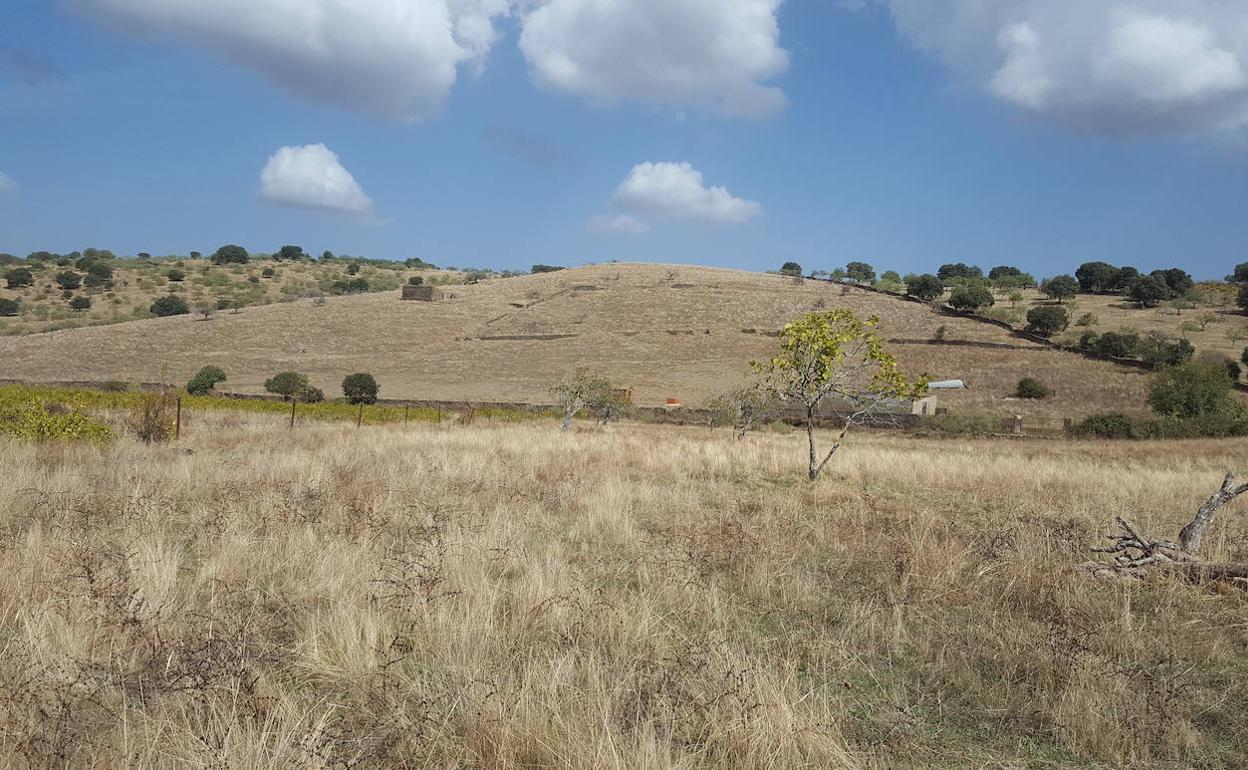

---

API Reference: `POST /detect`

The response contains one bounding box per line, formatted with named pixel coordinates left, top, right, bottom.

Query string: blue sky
left=2, top=0, right=1247, bottom=279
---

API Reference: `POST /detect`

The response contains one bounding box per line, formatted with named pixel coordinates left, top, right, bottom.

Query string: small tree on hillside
left=211, top=244, right=250, bottom=265
left=845, top=261, right=875, bottom=283
left=56, top=271, right=82, bottom=290
left=551, top=369, right=616, bottom=431
left=187, top=366, right=227, bottom=395
left=905, top=274, right=944, bottom=302
left=0, top=298, right=19, bottom=317
left=150, top=295, right=189, bottom=317
left=342, top=373, right=380, bottom=405
left=5, top=268, right=33, bottom=289
left=779, top=262, right=803, bottom=278
left=753, top=310, right=927, bottom=481
left=265, top=371, right=311, bottom=401
left=1041, top=274, right=1079, bottom=303
left=1148, top=363, right=1239, bottom=420
left=69, top=295, right=92, bottom=311
left=1126, top=275, right=1170, bottom=308
left=947, top=285, right=994, bottom=313
left=1026, top=305, right=1070, bottom=337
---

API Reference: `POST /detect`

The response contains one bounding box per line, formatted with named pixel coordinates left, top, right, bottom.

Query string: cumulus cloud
left=259, top=144, right=374, bottom=216
left=884, top=0, right=1248, bottom=137
left=74, top=0, right=512, bottom=122
left=609, top=161, right=761, bottom=226
left=518, top=0, right=789, bottom=117
left=588, top=213, right=650, bottom=235
left=0, top=172, right=16, bottom=195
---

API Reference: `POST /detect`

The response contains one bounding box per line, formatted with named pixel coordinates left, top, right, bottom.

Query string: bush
left=303, top=386, right=325, bottom=403
left=1126, top=274, right=1170, bottom=307
left=265, top=371, right=315, bottom=401
left=129, top=390, right=178, bottom=444
left=845, top=261, right=875, bottom=283
left=947, top=285, right=994, bottom=313
left=531, top=265, right=564, bottom=274
left=5, top=268, right=34, bottom=289
left=261, top=267, right=276, bottom=278
left=167, top=269, right=186, bottom=282
left=1025, top=305, right=1069, bottom=337
left=905, top=274, right=944, bottom=302
left=408, top=275, right=424, bottom=286
left=56, top=270, right=82, bottom=290
left=211, top=244, right=249, bottom=264
left=1072, top=413, right=1138, bottom=439
left=779, top=261, right=802, bottom=277
left=1015, top=378, right=1052, bottom=399
left=83, top=262, right=114, bottom=288
left=69, top=296, right=91, bottom=311
left=0, top=298, right=19, bottom=317
left=1148, top=362, right=1240, bottom=420
left=186, top=366, right=227, bottom=396
left=150, top=295, right=190, bottom=317
left=1136, top=332, right=1194, bottom=371
left=1093, top=331, right=1138, bottom=359
left=342, top=372, right=379, bottom=405
left=920, top=411, right=999, bottom=435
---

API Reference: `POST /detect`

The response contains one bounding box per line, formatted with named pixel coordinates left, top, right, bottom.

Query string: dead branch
left=1084, top=474, right=1248, bottom=586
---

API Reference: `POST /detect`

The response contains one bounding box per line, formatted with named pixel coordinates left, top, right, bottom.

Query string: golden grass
left=0, top=264, right=1157, bottom=420
left=2, top=417, right=1247, bottom=767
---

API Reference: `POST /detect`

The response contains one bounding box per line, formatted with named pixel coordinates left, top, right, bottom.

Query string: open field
left=0, top=257, right=452, bottom=336
left=0, top=263, right=1162, bottom=421
left=2, top=417, right=1247, bottom=767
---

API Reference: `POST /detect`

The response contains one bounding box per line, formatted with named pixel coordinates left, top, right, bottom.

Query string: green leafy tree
left=150, top=295, right=189, bottom=317
left=211, top=244, right=250, bottom=265
left=1040, top=274, right=1079, bottom=303
left=845, top=261, right=875, bottom=283
left=1110, top=266, right=1140, bottom=292
left=274, top=245, right=307, bottom=261
left=69, top=296, right=91, bottom=311
left=948, top=285, right=994, bottom=313
left=753, top=310, right=927, bottom=480
left=55, top=271, right=82, bottom=290
left=905, top=274, right=944, bottom=302
left=342, top=373, right=380, bottom=405
left=1151, top=268, right=1193, bottom=298
left=186, top=366, right=227, bottom=395
left=779, top=261, right=803, bottom=277
left=1025, top=305, right=1070, bottom=337
left=1076, top=261, right=1117, bottom=293
left=708, top=387, right=781, bottom=439
left=937, top=263, right=982, bottom=282
left=1126, top=274, right=1170, bottom=308
left=265, top=371, right=311, bottom=400
left=880, top=270, right=901, bottom=284
left=1094, top=331, right=1139, bottom=359
left=1148, top=363, right=1239, bottom=419
left=5, top=268, right=34, bottom=289
left=1137, top=332, right=1195, bottom=370
left=1232, top=262, right=1248, bottom=284
left=532, top=264, right=565, bottom=273
left=83, top=262, right=114, bottom=288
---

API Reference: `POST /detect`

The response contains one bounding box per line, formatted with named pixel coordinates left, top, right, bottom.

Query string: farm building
left=402, top=285, right=447, bottom=302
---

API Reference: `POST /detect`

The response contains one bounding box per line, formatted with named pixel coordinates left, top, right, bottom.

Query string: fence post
left=357, top=402, right=364, bottom=428
left=289, top=398, right=296, bottom=430
left=404, top=406, right=409, bottom=425
left=175, top=396, right=182, bottom=440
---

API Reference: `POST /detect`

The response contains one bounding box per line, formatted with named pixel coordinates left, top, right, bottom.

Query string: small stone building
left=402, top=285, right=446, bottom=302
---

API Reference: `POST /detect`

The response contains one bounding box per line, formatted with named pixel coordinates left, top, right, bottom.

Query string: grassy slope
left=1, top=418, right=1245, bottom=767
left=0, top=256, right=451, bottom=335
left=0, top=263, right=1156, bottom=420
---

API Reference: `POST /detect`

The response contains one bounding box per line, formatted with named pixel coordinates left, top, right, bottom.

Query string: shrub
left=408, top=275, right=424, bottom=286
left=167, top=269, right=186, bottom=282
left=55, top=270, right=82, bottom=290
left=1025, top=305, right=1069, bottom=337
left=0, top=298, right=19, bottom=317
left=1148, top=362, right=1240, bottom=420
left=150, top=295, right=190, bottom=317
left=1136, top=332, right=1194, bottom=371
left=779, top=261, right=802, bottom=277
left=1040, top=274, right=1079, bottom=303
left=5, top=268, right=34, bottom=289
left=261, top=267, right=276, bottom=278
left=947, top=285, right=994, bottom=313
left=845, top=261, right=875, bottom=283
left=905, top=274, right=944, bottom=302
left=265, top=371, right=313, bottom=400
left=186, top=366, right=227, bottom=396
left=129, top=389, right=178, bottom=444
left=211, top=244, right=249, bottom=264
left=1072, top=413, right=1138, bottom=439
left=1074, top=312, right=1098, bottom=327
left=0, top=399, right=111, bottom=442
left=1015, top=378, right=1052, bottom=399
left=303, top=386, right=325, bottom=403
left=531, top=264, right=564, bottom=274
left=69, top=296, right=91, bottom=311
left=83, top=262, right=114, bottom=288
left=1093, top=331, right=1138, bottom=359
left=342, top=373, right=380, bottom=405
left=937, top=263, right=982, bottom=282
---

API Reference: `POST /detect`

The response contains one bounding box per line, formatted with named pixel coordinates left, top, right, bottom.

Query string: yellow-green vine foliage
left=0, top=387, right=112, bottom=442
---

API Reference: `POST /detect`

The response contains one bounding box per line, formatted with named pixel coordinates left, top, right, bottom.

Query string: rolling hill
left=0, top=263, right=1157, bottom=420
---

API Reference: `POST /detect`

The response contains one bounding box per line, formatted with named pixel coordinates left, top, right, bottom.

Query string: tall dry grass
left=1, top=418, right=1246, bottom=767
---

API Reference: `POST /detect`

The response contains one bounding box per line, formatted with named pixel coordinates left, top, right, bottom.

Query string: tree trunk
left=806, top=407, right=819, bottom=480
left=561, top=410, right=574, bottom=432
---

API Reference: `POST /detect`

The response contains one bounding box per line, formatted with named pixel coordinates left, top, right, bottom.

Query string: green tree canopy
left=342, top=373, right=380, bottom=405
left=211, top=244, right=250, bottom=265
left=1041, top=274, right=1079, bottom=303
left=905, top=274, right=944, bottom=302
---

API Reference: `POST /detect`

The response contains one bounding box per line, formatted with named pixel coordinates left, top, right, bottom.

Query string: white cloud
left=0, top=172, right=15, bottom=195
left=612, top=161, right=761, bottom=224
left=75, top=0, right=513, bottom=122
left=588, top=213, right=650, bottom=235
left=518, top=0, right=789, bottom=117
left=259, top=144, right=374, bottom=215
left=885, top=1, right=1248, bottom=137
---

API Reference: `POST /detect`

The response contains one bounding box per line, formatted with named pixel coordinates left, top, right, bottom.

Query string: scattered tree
left=708, top=387, right=781, bottom=439
left=532, top=264, right=565, bottom=273
left=1076, top=261, right=1118, bottom=293
left=753, top=309, right=927, bottom=480
left=1137, top=332, right=1194, bottom=371
left=5, top=268, right=33, bottom=289
left=150, top=295, right=190, bottom=317
left=1094, top=331, right=1139, bottom=359
left=274, top=244, right=307, bottom=261
left=845, top=261, right=876, bottom=283
left=551, top=369, right=618, bottom=431
left=69, top=296, right=91, bottom=311
left=1126, top=274, right=1170, bottom=308
left=342, top=372, right=380, bottom=405
left=186, top=366, right=227, bottom=395
left=905, top=274, right=944, bottom=302
left=0, top=298, right=20, bottom=317
left=210, top=244, right=250, bottom=265
left=1040, top=274, right=1079, bottom=303
left=1148, top=363, right=1239, bottom=420
left=265, top=371, right=313, bottom=401
left=1015, top=378, right=1052, bottom=399
left=55, top=271, right=82, bottom=290
left=408, top=275, right=424, bottom=286
left=937, top=263, right=983, bottom=282
left=195, top=302, right=217, bottom=321
left=1025, top=305, right=1070, bottom=337
left=1151, top=268, right=1194, bottom=298
left=779, top=262, right=803, bottom=278
left=947, top=285, right=994, bottom=313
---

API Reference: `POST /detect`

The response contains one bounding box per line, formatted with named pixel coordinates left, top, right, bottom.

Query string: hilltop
left=0, top=263, right=1155, bottom=420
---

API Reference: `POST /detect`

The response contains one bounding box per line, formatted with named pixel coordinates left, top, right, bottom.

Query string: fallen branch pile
left=1084, top=473, right=1248, bottom=585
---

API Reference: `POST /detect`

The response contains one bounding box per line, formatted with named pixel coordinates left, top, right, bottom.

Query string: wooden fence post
left=404, top=406, right=409, bottom=425
left=357, top=402, right=364, bottom=428
left=175, top=396, right=182, bottom=440
left=289, top=399, right=296, bottom=430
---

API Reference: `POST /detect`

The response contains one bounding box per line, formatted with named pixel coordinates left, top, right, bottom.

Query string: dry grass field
left=3, top=415, right=1248, bottom=767
left=0, top=263, right=1159, bottom=421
